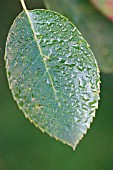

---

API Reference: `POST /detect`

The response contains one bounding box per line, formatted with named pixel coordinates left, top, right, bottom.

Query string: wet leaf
left=44, top=0, right=113, bottom=73
left=90, top=0, right=113, bottom=22
left=5, top=3, right=100, bottom=149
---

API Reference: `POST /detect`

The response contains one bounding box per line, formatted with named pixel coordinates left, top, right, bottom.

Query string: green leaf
left=44, top=0, right=113, bottom=73
left=5, top=1, right=100, bottom=149
left=90, top=0, right=113, bottom=22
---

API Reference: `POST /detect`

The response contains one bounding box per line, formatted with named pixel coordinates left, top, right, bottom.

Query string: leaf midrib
left=23, top=8, right=62, bottom=110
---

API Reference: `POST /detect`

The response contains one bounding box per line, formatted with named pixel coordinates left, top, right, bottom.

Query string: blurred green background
left=0, top=0, right=113, bottom=170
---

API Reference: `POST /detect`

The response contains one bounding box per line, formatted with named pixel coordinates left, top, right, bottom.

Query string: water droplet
left=46, top=78, right=50, bottom=84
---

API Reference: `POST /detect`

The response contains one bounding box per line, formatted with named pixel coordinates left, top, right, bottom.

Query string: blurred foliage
left=44, top=0, right=113, bottom=73
left=0, top=0, right=113, bottom=170
left=90, top=0, right=113, bottom=22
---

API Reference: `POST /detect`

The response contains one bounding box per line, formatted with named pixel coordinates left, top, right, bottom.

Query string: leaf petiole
left=20, top=0, right=28, bottom=12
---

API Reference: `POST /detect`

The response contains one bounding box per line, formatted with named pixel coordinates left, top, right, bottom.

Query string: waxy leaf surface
left=5, top=9, right=100, bottom=149
left=44, top=0, right=113, bottom=73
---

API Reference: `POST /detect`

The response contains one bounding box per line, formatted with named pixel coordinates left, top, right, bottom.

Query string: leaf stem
left=20, top=0, right=28, bottom=12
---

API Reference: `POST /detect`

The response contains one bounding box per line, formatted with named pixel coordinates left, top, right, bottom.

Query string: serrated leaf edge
left=4, top=1, right=100, bottom=150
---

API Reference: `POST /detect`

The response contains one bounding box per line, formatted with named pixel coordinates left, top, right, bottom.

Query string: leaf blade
left=44, top=0, right=113, bottom=73
left=5, top=9, right=100, bottom=149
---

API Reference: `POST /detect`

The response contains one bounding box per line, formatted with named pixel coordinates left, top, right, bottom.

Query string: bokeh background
left=0, top=0, right=113, bottom=170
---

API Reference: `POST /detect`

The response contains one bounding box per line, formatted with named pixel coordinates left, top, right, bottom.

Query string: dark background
left=0, top=0, right=113, bottom=170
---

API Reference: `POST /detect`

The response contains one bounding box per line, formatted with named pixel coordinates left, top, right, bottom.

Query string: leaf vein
left=24, top=10, right=63, bottom=113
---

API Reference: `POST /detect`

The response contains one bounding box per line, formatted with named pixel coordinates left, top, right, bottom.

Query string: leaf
left=5, top=0, right=100, bottom=149
left=90, top=0, right=113, bottom=22
left=44, top=0, right=113, bottom=73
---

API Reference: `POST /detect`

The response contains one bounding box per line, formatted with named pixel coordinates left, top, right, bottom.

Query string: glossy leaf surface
left=5, top=8, right=100, bottom=149
left=44, top=0, right=113, bottom=73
